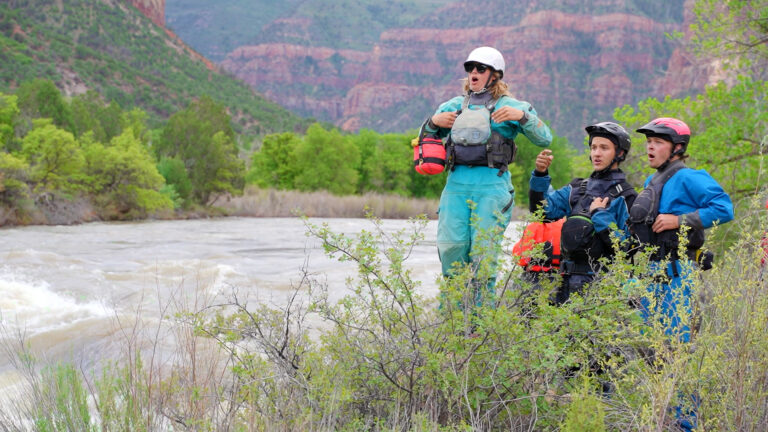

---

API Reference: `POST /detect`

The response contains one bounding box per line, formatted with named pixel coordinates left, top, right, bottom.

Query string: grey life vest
left=446, top=94, right=516, bottom=175
left=629, top=160, right=704, bottom=260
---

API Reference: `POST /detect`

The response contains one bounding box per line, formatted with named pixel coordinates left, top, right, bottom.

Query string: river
left=0, top=217, right=523, bottom=387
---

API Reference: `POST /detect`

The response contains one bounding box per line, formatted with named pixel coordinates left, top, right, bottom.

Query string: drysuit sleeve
left=494, top=97, right=552, bottom=148
left=423, top=96, right=463, bottom=138
left=529, top=169, right=571, bottom=220
left=678, top=170, right=734, bottom=229
left=517, top=102, right=552, bottom=148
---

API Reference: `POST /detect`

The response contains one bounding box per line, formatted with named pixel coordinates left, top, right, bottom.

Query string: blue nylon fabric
left=437, top=166, right=513, bottom=305
left=635, top=166, right=733, bottom=342
left=643, top=167, right=734, bottom=228
left=637, top=260, right=694, bottom=342
left=634, top=167, right=732, bottom=431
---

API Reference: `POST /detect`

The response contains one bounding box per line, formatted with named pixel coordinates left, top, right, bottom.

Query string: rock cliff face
left=128, top=0, right=165, bottom=28
left=222, top=9, right=692, bottom=142
left=124, top=0, right=215, bottom=71
left=651, top=0, right=725, bottom=96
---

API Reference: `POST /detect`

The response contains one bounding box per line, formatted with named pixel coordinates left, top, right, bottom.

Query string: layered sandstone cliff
left=222, top=10, right=689, bottom=141
left=124, top=0, right=215, bottom=71
left=128, top=0, right=164, bottom=28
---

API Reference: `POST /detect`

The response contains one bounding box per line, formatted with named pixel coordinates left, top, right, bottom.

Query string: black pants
left=553, top=273, right=593, bottom=305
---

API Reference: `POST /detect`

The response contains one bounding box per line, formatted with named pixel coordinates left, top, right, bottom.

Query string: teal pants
left=437, top=176, right=513, bottom=305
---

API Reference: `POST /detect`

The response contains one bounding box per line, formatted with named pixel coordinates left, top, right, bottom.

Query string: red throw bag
left=413, top=130, right=446, bottom=175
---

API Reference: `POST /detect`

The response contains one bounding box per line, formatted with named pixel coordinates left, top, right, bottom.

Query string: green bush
left=1, top=205, right=767, bottom=429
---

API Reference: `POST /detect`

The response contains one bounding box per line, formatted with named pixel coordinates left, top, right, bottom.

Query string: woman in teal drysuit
left=423, top=46, right=552, bottom=306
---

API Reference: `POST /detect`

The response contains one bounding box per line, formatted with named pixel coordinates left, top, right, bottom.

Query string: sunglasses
left=464, top=62, right=489, bottom=73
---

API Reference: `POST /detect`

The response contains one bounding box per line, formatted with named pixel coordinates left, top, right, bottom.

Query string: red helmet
left=636, top=117, right=691, bottom=155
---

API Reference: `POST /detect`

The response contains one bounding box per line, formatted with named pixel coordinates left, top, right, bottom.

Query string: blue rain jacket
left=635, top=166, right=733, bottom=342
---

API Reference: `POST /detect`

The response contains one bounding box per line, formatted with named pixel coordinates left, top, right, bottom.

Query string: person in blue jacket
left=629, top=117, right=734, bottom=432
left=423, top=46, right=552, bottom=307
left=629, top=117, right=733, bottom=341
left=529, top=122, right=637, bottom=304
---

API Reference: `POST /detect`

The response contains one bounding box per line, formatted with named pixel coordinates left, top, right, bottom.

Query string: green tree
left=0, top=92, right=19, bottom=151
left=21, top=119, right=84, bottom=192
left=0, top=151, right=31, bottom=208
left=614, top=77, right=768, bottom=200
left=82, top=129, right=173, bottom=217
left=69, top=91, right=123, bottom=142
left=121, top=108, right=151, bottom=146
left=191, top=131, right=245, bottom=205
left=246, top=132, right=300, bottom=189
left=157, top=157, right=193, bottom=204
left=157, top=96, right=245, bottom=205
left=15, top=79, right=73, bottom=133
left=353, top=130, right=412, bottom=196
left=689, top=0, right=768, bottom=77
left=293, top=124, right=359, bottom=195
left=511, top=133, right=576, bottom=206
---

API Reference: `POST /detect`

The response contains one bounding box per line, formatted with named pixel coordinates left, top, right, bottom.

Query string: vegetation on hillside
left=0, top=0, right=313, bottom=139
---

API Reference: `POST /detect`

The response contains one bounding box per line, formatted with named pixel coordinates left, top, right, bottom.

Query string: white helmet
left=464, top=46, right=505, bottom=77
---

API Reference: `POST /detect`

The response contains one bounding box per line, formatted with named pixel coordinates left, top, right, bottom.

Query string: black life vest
left=629, top=161, right=704, bottom=261
left=560, top=170, right=636, bottom=269
left=445, top=94, right=516, bottom=176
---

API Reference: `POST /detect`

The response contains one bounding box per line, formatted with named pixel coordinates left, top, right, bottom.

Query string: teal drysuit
left=426, top=94, right=552, bottom=302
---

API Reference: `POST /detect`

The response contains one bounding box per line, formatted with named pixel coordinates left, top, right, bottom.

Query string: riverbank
left=221, top=186, right=446, bottom=219
left=0, top=187, right=529, bottom=226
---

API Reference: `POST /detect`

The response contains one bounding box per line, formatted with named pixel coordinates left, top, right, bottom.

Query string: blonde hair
left=462, top=71, right=512, bottom=99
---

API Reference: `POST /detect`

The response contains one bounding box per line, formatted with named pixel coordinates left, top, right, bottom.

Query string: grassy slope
left=0, top=0, right=313, bottom=137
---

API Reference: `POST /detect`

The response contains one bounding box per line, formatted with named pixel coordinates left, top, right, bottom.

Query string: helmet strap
left=474, top=75, right=497, bottom=94
left=657, top=144, right=684, bottom=171
left=588, top=136, right=623, bottom=175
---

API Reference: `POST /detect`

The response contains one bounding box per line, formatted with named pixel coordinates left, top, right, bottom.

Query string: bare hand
left=652, top=214, right=680, bottom=233
left=589, top=197, right=609, bottom=213
left=535, top=149, right=553, bottom=173
left=491, top=106, right=525, bottom=123
left=431, top=112, right=458, bottom=128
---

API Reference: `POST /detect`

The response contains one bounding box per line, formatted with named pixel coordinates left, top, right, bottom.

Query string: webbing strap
left=461, top=94, right=498, bottom=112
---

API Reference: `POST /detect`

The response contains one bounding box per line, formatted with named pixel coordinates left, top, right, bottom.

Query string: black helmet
left=585, top=121, right=631, bottom=162
left=636, top=117, right=691, bottom=156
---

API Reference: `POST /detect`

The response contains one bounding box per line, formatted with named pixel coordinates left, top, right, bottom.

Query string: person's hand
left=535, top=149, right=553, bottom=173
left=491, top=106, right=525, bottom=123
left=652, top=214, right=680, bottom=233
left=589, top=197, right=609, bottom=213
left=431, top=112, right=458, bottom=128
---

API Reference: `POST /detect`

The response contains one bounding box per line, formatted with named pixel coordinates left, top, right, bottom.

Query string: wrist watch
left=518, top=111, right=530, bottom=126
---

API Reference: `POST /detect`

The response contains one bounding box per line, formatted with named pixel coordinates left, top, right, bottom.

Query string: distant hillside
left=166, top=0, right=449, bottom=61
left=0, top=0, right=312, bottom=138
left=166, top=0, right=685, bottom=62
left=167, top=0, right=712, bottom=145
